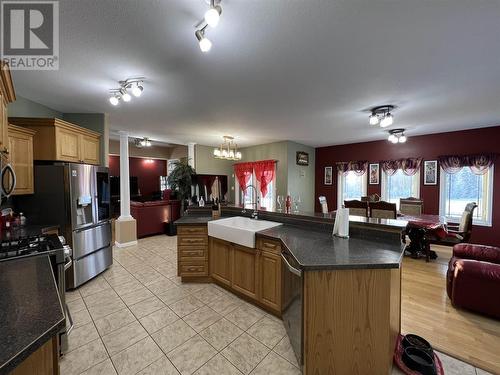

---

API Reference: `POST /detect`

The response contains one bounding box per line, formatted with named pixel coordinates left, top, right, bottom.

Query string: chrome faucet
left=242, top=184, right=259, bottom=219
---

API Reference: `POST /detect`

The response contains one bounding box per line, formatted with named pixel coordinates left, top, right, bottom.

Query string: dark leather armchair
left=447, top=243, right=500, bottom=319
left=344, top=200, right=369, bottom=217
left=430, top=202, right=477, bottom=246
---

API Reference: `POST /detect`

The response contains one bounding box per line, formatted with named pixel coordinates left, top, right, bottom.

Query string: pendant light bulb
left=204, top=5, right=221, bottom=28
left=398, top=135, right=407, bottom=143
left=109, top=95, right=119, bottom=106
left=369, top=113, right=379, bottom=126
left=131, top=83, right=143, bottom=97
left=195, top=30, right=212, bottom=52
left=120, top=88, right=131, bottom=102
left=380, top=112, right=393, bottom=127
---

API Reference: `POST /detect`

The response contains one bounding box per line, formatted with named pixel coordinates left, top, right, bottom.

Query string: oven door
left=281, top=249, right=303, bottom=367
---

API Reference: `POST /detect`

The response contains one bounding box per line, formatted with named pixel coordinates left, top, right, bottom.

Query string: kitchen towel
left=333, top=207, right=349, bottom=238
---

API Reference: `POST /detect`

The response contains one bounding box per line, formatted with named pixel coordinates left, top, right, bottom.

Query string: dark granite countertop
left=0, top=224, right=60, bottom=242
left=256, top=225, right=404, bottom=270
left=0, top=256, right=65, bottom=374
left=175, top=216, right=214, bottom=225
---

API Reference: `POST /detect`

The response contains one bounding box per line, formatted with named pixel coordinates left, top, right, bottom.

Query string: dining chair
left=400, top=197, right=424, bottom=216
left=429, top=202, right=478, bottom=246
left=369, top=201, right=397, bottom=219
left=344, top=199, right=369, bottom=217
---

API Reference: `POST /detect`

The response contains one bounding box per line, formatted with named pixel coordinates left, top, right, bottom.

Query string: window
left=381, top=170, right=420, bottom=209
left=236, top=172, right=276, bottom=211
left=337, top=171, right=367, bottom=208
left=440, top=166, right=493, bottom=226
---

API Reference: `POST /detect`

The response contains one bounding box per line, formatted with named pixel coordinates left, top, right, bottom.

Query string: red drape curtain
left=234, top=162, right=254, bottom=193
left=438, top=153, right=495, bottom=175
left=253, top=160, right=276, bottom=197
left=381, top=158, right=422, bottom=176
left=336, top=161, right=368, bottom=176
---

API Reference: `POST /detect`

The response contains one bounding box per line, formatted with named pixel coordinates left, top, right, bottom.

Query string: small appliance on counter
left=14, top=163, right=112, bottom=289
left=0, top=232, right=73, bottom=354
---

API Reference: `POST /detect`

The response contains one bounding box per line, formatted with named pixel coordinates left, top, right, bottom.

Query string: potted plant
left=166, top=159, right=196, bottom=215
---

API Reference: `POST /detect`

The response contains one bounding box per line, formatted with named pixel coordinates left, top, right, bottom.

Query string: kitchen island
left=0, top=256, right=65, bottom=375
left=175, top=211, right=404, bottom=375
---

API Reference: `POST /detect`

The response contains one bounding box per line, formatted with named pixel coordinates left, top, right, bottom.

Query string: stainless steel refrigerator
left=16, top=163, right=112, bottom=289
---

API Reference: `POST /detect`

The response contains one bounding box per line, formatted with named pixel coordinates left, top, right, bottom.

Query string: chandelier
left=213, top=136, right=242, bottom=160
left=387, top=129, right=407, bottom=144
left=369, top=105, right=395, bottom=128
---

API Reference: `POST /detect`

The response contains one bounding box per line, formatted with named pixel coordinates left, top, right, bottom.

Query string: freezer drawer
left=70, top=246, right=113, bottom=288
left=72, top=223, right=111, bottom=260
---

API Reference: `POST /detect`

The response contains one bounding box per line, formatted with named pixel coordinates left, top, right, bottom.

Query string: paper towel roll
left=333, top=208, right=350, bottom=238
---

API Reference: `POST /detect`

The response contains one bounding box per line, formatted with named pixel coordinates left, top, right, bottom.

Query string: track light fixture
left=108, top=78, right=145, bottom=106
left=368, top=105, right=395, bottom=128
left=387, top=129, right=407, bottom=144
left=194, top=0, right=222, bottom=52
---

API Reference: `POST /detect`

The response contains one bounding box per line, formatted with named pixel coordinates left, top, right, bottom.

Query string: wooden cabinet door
left=210, top=238, right=232, bottom=286
left=80, top=135, right=100, bottom=165
left=55, top=127, right=80, bottom=162
left=232, top=244, right=258, bottom=299
left=0, top=96, right=6, bottom=152
left=259, top=250, right=282, bottom=312
left=8, top=129, right=34, bottom=195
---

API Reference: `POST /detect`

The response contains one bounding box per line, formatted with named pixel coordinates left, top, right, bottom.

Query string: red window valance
left=336, top=161, right=368, bottom=176
left=438, top=153, right=495, bottom=175
left=234, top=160, right=276, bottom=196
left=381, top=158, right=422, bottom=176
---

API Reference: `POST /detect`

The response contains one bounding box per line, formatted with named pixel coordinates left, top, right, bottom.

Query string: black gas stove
left=0, top=234, right=66, bottom=263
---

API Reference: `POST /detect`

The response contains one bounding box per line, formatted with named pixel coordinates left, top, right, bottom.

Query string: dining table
left=398, top=214, right=448, bottom=262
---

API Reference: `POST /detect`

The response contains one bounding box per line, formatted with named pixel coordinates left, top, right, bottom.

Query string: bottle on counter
left=285, top=194, right=292, bottom=214
left=212, top=199, right=220, bottom=219
left=199, top=197, right=205, bottom=207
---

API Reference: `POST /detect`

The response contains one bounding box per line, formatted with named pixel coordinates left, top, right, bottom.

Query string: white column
left=118, top=131, right=132, bottom=219
left=188, top=142, right=196, bottom=169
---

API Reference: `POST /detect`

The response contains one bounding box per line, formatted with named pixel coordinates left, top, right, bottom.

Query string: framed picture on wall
left=324, top=166, right=333, bottom=185
left=369, top=163, right=380, bottom=185
left=424, top=160, right=438, bottom=185
left=296, top=151, right=309, bottom=166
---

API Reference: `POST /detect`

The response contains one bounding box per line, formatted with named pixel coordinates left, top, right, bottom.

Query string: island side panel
left=303, top=267, right=401, bottom=375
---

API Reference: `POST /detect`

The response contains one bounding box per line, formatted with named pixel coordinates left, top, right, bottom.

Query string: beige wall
left=109, top=139, right=188, bottom=160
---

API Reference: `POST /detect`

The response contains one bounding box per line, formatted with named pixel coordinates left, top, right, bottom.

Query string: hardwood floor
left=401, top=245, right=500, bottom=374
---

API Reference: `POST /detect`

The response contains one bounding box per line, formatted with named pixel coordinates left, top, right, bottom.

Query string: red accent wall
left=109, top=155, right=167, bottom=197
left=315, top=126, right=500, bottom=247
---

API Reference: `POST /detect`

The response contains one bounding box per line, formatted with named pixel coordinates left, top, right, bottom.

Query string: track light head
left=120, top=88, right=131, bottom=102
left=195, top=29, right=212, bottom=52
left=131, top=82, right=144, bottom=97
left=109, top=95, right=120, bottom=106
left=205, top=5, right=222, bottom=27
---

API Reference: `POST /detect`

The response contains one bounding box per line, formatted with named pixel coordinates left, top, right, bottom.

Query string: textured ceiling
left=11, top=0, right=500, bottom=147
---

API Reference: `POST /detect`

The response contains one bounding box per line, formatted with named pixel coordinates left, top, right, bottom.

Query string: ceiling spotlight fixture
left=195, top=28, right=212, bottom=53
left=387, top=129, right=407, bottom=144
left=213, top=136, right=242, bottom=161
left=195, top=0, right=222, bottom=52
left=204, top=0, right=222, bottom=27
left=108, top=78, right=146, bottom=106
left=368, top=105, right=396, bottom=128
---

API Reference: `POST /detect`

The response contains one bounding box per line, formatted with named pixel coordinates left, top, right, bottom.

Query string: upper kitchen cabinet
left=8, top=118, right=101, bottom=165
left=0, top=62, right=16, bottom=153
left=8, top=124, right=36, bottom=195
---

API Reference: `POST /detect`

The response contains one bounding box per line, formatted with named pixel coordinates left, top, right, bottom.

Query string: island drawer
left=178, top=236, right=208, bottom=247
left=179, top=261, right=208, bottom=276
left=179, top=247, right=207, bottom=261
left=178, top=226, right=208, bottom=235
left=257, top=238, right=282, bottom=254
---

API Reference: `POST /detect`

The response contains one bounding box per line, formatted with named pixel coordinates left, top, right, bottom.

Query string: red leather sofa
left=131, top=198, right=181, bottom=238
left=447, top=243, right=500, bottom=319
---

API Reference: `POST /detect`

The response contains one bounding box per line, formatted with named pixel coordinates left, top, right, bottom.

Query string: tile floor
left=61, top=235, right=493, bottom=375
